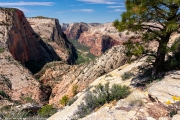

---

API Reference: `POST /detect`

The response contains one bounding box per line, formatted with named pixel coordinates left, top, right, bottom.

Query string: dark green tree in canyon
left=114, top=0, right=180, bottom=75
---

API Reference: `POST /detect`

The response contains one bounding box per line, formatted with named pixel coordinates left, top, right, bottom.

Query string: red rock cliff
left=0, top=9, right=56, bottom=63
left=27, top=18, right=77, bottom=64
left=62, top=22, right=100, bottom=40
left=0, top=8, right=53, bottom=104
left=78, top=23, right=138, bottom=56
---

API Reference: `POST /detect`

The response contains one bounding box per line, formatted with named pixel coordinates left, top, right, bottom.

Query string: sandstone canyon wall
left=63, top=22, right=137, bottom=56
left=0, top=8, right=52, bottom=104
left=35, top=45, right=128, bottom=106
left=27, top=18, right=77, bottom=64
left=62, top=22, right=101, bottom=40
left=78, top=23, right=137, bottom=56
left=0, top=8, right=59, bottom=64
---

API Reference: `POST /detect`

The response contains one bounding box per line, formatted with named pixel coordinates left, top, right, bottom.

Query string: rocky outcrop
left=148, top=71, right=180, bottom=104
left=62, top=22, right=138, bottom=56
left=62, top=22, right=101, bottom=40
left=81, top=91, right=167, bottom=120
left=0, top=51, right=51, bottom=105
left=0, top=8, right=62, bottom=74
left=35, top=45, right=128, bottom=106
left=78, top=23, right=138, bottom=56
left=0, top=8, right=53, bottom=105
left=80, top=33, right=121, bottom=56
left=27, top=18, right=77, bottom=64
left=48, top=57, right=146, bottom=120
left=48, top=57, right=172, bottom=120
left=0, top=8, right=59, bottom=64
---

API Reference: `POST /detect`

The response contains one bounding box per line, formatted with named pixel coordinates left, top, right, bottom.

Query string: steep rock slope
left=27, top=18, right=77, bottom=64
left=148, top=71, right=180, bottom=103
left=0, top=52, right=51, bottom=104
left=35, top=45, right=128, bottom=106
left=0, top=8, right=58, bottom=64
left=49, top=56, right=180, bottom=120
left=62, top=22, right=101, bottom=40
left=81, top=71, right=180, bottom=120
left=0, top=8, right=52, bottom=104
left=48, top=57, right=147, bottom=120
left=78, top=22, right=138, bottom=56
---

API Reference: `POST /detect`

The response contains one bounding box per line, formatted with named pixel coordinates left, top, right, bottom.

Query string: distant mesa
left=62, top=22, right=138, bottom=56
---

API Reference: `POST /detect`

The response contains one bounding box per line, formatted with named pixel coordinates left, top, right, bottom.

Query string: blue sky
left=0, top=0, right=126, bottom=23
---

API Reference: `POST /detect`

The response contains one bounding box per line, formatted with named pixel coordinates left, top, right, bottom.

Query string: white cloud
left=57, top=9, right=94, bottom=14
left=68, top=4, right=84, bottom=7
left=109, top=9, right=125, bottom=12
left=107, top=6, right=124, bottom=8
left=70, top=9, right=94, bottom=12
left=77, top=0, right=116, bottom=4
left=0, top=1, right=54, bottom=6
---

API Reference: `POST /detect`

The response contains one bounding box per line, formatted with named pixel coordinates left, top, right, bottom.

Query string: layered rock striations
left=78, top=22, right=137, bottom=56
left=63, top=22, right=137, bottom=56
left=0, top=52, right=51, bottom=104
left=35, top=45, right=128, bottom=106
left=27, top=18, right=77, bottom=64
left=0, top=8, right=52, bottom=104
left=49, top=57, right=180, bottom=120
left=62, top=22, right=101, bottom=40
left=0, top=8, right=58, bottom=64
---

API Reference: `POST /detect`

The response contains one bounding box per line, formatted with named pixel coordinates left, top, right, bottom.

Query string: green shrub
left=0, top=105, right=11, bottom=111
left=38, top=105, right=56, bottom=118
left=60, top=95, right=69, bottom=106
left=0, top=48, right=4, bottom=53
left=0, top=91, right=10, bottom=100
left=0, top=110, right=45, bottom=119
left=110, top=84, right=130, bottom=100
left=121, top=71, right=134, bottom=81
left=1, top=111, right=29, bottom=119
left=75, top=83, right=130, bottom=118
left=72, top=85, right=78, bottom=96
left=21, top=97, right=35, bottom=103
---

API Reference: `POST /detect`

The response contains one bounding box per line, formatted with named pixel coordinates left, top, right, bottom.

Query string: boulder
left=148, top=71, right=180, bottom=104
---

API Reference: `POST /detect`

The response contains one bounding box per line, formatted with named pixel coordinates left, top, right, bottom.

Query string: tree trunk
left=153, top=34, right=170, bottom=76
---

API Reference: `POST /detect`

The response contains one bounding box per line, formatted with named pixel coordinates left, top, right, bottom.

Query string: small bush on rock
left=110, top=84, right=130, bottom=100
left=38, top=105, right=56, bottom=118
left=21, top=96, right=35, bottom=103
left=0, top=48, right=4, bottom=53
left=60, top=95, right=69, bottom=106
left=121, top=71, right=134, bottom=81
left=75, top=83, right=130, bottom=118
left=0, top=111, right=29, bottom=119
left=72, top=85, right=78, bottom=96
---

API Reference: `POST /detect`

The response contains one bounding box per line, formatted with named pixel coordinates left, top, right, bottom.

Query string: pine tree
left=114, top=0, right=180, bottom=75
